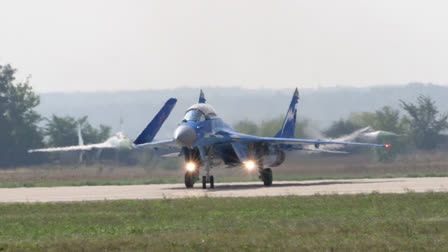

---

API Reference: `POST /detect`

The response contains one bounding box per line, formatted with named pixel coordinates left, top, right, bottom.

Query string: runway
left=1, top=177, right=448, bottom=203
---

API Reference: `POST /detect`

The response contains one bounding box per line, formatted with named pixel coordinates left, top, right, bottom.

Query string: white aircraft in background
left=29, top=128, right=135, bottom=153
left=305, top=126, right=397, bottom=153
left=28, top=98, right=178, bottom=161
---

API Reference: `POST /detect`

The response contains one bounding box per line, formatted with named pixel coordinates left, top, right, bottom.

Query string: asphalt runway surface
left=1, top=177, right=448, bottom=203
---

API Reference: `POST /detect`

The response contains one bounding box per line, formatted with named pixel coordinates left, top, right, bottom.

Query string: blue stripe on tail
left=274, top=88, right=299, bottom=138
left=134, top=98, right=177, bottom=145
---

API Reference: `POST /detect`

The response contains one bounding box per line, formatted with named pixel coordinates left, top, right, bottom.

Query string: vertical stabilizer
left=77, top=124, right=84, bottom=146
left=274, top=88, right=299, bottom=138
left=199, top=89, right=206, bottom=103
left=77, top=124, right=85, bottom=163
left=134, top=98, right=177, bottom=145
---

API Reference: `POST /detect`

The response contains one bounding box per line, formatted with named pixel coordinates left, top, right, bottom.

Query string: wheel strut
left=210, top=176, right=214, bottom=189
left=202, top=176, right=206, bottom=189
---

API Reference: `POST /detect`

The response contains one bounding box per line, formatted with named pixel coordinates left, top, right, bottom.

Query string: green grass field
left=2, top=151, right=448, bottom=188
left=1, top=193, right=448, bottom=251
left=1, top=172, right=448, bottom=188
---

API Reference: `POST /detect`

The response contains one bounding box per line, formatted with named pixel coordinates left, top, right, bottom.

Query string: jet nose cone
left=174, top=125, right=197, bottom=146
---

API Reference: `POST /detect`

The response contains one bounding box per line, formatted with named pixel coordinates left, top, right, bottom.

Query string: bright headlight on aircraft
left=244, top=160, right=256, bottom=170
left=186, top=162, right=196, bottom=172
left=384, top=144, right=391, bottom=149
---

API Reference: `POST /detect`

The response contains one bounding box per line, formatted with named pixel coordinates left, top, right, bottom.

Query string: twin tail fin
left=274, top=88, right=299, bottom=138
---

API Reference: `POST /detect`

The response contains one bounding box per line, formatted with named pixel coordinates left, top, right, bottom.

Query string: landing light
left=384, top=144, right=391, bottom=149
left=244, top=160, right=256, bottom=170
left=186, top=162, right=196, bottom=172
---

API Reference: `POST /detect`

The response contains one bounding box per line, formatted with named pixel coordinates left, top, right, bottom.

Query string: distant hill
left=36, top=83, right=448, bottom=139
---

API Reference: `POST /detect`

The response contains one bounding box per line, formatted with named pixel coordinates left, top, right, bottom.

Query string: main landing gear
left=259, top=168, right=273, bottom=186
left=256, top=155, right=273, bottom=186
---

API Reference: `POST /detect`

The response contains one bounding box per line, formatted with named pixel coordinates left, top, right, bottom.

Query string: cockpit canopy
left=183, top=104, right=217, bottom=122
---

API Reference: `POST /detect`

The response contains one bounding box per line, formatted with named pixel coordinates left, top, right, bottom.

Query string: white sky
left=1, top=0, right=448, bottom=92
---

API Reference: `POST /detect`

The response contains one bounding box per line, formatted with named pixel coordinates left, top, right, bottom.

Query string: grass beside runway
left=1, top=193, right=448, bottom=251
left=1, top=172, right=448, bottom=188
left=4, top=151, right=448, bottom=188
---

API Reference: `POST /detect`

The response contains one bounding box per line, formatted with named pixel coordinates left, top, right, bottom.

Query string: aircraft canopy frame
left=186, top=103, right=217, bottom=117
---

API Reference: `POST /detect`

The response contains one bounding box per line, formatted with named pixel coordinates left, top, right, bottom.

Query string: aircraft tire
left=185, top=172, right=195, bottom=188
left=262, top=168, right=273, bottom=186
left=202, top=176, right=207, bottom=189
left=210, top=176, right=214, bottom=189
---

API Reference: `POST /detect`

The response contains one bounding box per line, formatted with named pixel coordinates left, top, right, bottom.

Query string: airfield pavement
left=0, top=177, right=448, bottom=203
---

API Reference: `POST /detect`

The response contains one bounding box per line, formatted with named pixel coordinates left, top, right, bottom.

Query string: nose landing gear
left=184, top=171, right=198, bottom=188
left=183, top=159, right=215, bottom=189
left=202, top=175, right=214, bottom=189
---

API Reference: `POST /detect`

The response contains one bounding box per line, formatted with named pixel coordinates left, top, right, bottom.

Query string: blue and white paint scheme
left=275, top=88, right=299, bottom=139
left=29, top=98, right=177, bottom=158
left=134, top=98, right=177, bottom=145
left=135, top=89, right=390, bottom=189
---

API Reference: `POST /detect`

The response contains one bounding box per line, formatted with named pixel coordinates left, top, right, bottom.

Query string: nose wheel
left=184, top=171, right=198, bottom=188
left=202, top=175, right=214, bottom=189
left=184, top=146, right=215, bottom=189
left=185, top=172, right=194, bottom=188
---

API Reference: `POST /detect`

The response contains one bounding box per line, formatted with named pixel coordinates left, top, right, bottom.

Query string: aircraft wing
left=226, top=132, right=389, bottom=148
left=135, top=139, right=177, bottom=148
left=135, top=139, right=180, bottom=153
left=301, top=148, right=350, bottom=154
left=135, top=139, right=181, bottom=157
left=28, top=143, right=116, bottom=153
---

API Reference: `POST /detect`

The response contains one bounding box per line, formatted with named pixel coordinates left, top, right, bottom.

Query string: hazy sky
left=1, top=0, right=448, bottom=92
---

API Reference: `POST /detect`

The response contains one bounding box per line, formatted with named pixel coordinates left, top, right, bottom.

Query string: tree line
left=0, top=64, right=110, bottom=167
left=234, top=96, right=448, bottom=161
left=2, top=63, right=448, bottom=166
left=323, top=97, right=448, bottom=150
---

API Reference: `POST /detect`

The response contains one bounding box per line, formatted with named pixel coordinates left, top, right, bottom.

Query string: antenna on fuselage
left=199, top=89, right=206, bottom=103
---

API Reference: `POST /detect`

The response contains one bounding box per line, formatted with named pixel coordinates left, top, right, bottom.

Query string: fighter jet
left=334, top=126, right=397, bottom=143
left=305, top=126, right=397, bottom=153
left=135, top=89, right=389, bottom=189
left=29, top=98, right=177, bottom=161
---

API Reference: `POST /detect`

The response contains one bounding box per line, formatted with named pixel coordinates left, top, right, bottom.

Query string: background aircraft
left=335, top=126, right=397, bottom=143
left=29, top=98, right=177, bottom=162
left=136, top=89, right=389, bottom=189
left=306, top=126, right=397, bottom=153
